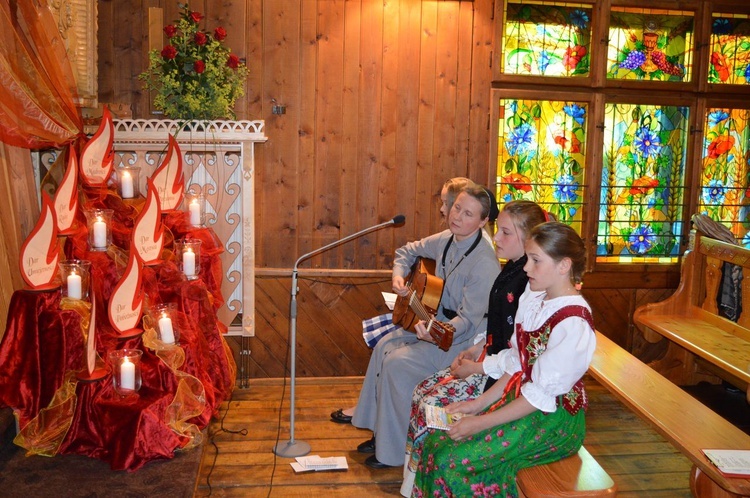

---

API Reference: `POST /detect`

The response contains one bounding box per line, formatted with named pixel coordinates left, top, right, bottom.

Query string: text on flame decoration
left=54, top=146, right=79, bottom=235
left=19, top=193, right=60, bottom=290
left=79, top=106, right=114, bottom=187
left=108, top=243, right=144, bottom=335
left=132, top=179, right=165, bottom=265
left=150, top=134, right=185, bottom=212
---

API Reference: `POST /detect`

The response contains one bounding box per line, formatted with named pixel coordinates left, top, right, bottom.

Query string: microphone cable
left=203, top=387, right=248, bottom=496
left=268, top=326, right=293, bottom=497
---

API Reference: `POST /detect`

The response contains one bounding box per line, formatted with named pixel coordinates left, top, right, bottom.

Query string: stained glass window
left=501, top=1, right=592, bottom=77
left=607, top=8, right=694, bottom=82
left=699, top=108, right=750, bottom=247
left=709, top=14, right=750, bottom=85
left=495, top=98, right=587, bottom=232
left=598, top=103, right=689, bottom=263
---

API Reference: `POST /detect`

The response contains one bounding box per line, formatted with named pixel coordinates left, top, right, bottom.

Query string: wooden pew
left=633, top=228, right=750, bottom=396
left=517, top=446, right=616, bottom=497
left=590, top=331, right=750, bottom=497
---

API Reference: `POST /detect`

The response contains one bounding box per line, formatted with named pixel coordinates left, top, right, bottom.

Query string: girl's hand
left=449, top=350, right=472, bottom=371
left=414, top=321, right=436, bottom=343
left=446, top=398, right=483, bottom=416
left=451, top=358, right=480, bottom=379
left=392, top=276, right=409, bottom=297
left=447, top=416, right=486, bottom=441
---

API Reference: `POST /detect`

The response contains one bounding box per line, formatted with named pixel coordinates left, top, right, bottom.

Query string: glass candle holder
left=175, top=239, right=201, bottom=280
left=58, top=259, right=92, bottom=301
left=117, top=165, right=141, bottom=199
left=84, top=209, right=113, bottom=251
left=150, top=303, right=179, bottom=345
left=108, top=349, right=143, bottom=396
left=185, top=193, right=205, bottom=227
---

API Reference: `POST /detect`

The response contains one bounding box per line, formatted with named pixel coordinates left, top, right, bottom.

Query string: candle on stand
left=93, top=216, right=107, bottom=248
left=158, top=313, right=176, bottom=344
left=120, top=357, right=135, bottom=390
left=121, top=170, right=134, bottom=198
left=183, top=248, right=196, bottom=277
left=67, top=270, right=82, bottom=299
left=189, top=198, right=202, bottom=226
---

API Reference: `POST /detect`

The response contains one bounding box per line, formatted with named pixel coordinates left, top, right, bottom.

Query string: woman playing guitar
left=344, top=185, right=501, bottom=470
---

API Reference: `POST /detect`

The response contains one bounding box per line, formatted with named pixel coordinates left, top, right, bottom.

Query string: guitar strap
left=440, top=229, right=484, bottom=282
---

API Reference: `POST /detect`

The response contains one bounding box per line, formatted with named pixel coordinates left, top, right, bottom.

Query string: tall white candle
left=120, top=357, right=135, bottom=390
left=183, top=248, right=196, bottom=277
left=158, top=313, right=175, bottom=344
left=67, top=271, right=82, bottom=300
left=93, top=217, right=107, bottom=248
left=189, top=199, right=201, bottom=226
left=120, top=170, right=134, bottom=198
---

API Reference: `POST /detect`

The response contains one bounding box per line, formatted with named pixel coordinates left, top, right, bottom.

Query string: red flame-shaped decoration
left=79, top=107, right=114, bottom=187
left=77, top=292, right=107, bottom=382
left=19, top=193, right=60, bottom=290
left=54, top=147, right=79, bottom=235
left=108, top=243, right=144, bottom=338
left=151, top=135, right=185, bottom=212
left=132, top=178, right=165, bottom=265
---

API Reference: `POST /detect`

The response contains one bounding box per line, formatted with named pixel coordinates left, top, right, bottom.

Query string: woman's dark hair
left=528, top=222, right=586, bottom=286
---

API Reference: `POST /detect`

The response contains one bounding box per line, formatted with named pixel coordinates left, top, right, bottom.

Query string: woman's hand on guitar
left=392, top=275, right=409, bottom=297
left=414, top=320, right=435, bottom=343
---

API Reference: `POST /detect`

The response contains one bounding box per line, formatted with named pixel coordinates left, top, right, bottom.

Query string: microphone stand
left=273, top=215, right=405, bottom=458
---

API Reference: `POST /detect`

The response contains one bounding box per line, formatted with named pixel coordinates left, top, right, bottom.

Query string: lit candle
left=67, top=270, right=82, bottom=300
left=183, top=247, right=196, bottom=277
left=189, top=199, right=202, bottom=226
left=158, top=313, right=175, bottom=344
left=120, top=170, right=134, bottom=198
left=93, top=216, right=107, bottom=248
left=120, top=357, right=135, bottom=390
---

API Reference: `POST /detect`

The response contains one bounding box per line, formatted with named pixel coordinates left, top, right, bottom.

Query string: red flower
left=189, top=11, right=203, bottom=23
left=194, top=60, right=205, bottom=74
left=164, top=24, right=177, bottom=38
left=161, top=45, right=177, bottom=60
left=506, top=292, right=514, bottom=303
left=629, top=176, right=659, bottom=195
left=501, top=173, right=532, bottom=192
left=553, top=134, right=581, bottom=153
left=707, top=135, right=735, bottom=159
left=194, top=32, right=207, bottom=46
left=227, top=53, right=240, bottom=69
left=711, top=52, right=730, bottom=82
left=563, top=45, right=586, bottom=71
left=214, top=27, right=227, bottom=41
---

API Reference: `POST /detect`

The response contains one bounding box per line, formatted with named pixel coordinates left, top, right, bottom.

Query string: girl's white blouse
left=482, top=286, right=596, bottom=413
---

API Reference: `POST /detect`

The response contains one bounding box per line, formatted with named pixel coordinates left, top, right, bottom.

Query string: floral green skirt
left=411, top=392, right=585, bottom=498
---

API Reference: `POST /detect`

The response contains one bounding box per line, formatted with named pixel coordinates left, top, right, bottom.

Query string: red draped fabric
left=0, top=0, right=83, bottom=149
left=0, top=192, right=236, bottom=471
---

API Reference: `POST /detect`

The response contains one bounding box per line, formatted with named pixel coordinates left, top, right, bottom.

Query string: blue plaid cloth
left=362, top=313, right=400, bottom=348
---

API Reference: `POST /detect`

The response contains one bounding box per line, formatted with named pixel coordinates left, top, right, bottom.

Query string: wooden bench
left=633, top=227, right=750, bottom=396
left=517, top=446, right=616, bottom=497
left=590, top=330, right=750, bottom=497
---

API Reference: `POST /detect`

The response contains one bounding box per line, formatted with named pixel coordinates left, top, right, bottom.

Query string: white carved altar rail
left=111, top=119, right=267, bottom=337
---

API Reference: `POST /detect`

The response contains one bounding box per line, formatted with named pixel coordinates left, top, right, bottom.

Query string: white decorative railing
left=33, top=119, right=267, bottom=337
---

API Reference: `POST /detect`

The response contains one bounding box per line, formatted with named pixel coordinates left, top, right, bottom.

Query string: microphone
left=274, top=214, right=406, bottom=458
left=294, top=215, right=407, bottom=268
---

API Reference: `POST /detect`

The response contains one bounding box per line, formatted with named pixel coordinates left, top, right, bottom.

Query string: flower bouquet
left=139, top=3, right=249, bottom=120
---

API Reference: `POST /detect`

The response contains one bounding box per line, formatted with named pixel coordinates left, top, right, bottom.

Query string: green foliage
left=138, top=3, right=249, bottom=120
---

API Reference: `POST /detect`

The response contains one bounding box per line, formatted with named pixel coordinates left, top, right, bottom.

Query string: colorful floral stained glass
left=501, top=1, right=592, bottom=77
left=708, top=14, right=750, bottom=85
left=607, top=8, right=694, bottom=82
left=598, top=103, right=690, bottom=263
left=495, top=98, right=587, bottom=231
left=699, top=108, right=750, bottom=247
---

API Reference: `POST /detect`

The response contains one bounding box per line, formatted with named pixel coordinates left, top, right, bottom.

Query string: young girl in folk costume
left=401, top=201, right=547, bottom=495
left=411, top=222, right=595, bottom=497
left=350, top=186, right=501, bottom=469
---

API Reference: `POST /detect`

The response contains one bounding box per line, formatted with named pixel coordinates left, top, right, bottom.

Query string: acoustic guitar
left=392, top=258, right=455, bottom=351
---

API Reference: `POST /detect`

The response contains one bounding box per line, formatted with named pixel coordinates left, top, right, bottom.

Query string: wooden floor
left=195, top=376, right=694, bottom=497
